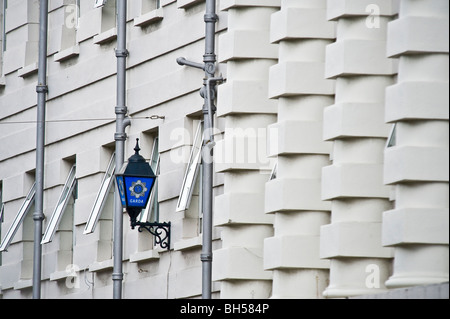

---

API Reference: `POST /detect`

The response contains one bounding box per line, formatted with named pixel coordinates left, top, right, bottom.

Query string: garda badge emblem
left=129, top=180, right=148, bottom=199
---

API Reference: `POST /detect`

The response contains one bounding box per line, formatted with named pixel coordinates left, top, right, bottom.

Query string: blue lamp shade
left=116, top=176, right=155, bottom=209
left=115, top=139, right=157, bottom=211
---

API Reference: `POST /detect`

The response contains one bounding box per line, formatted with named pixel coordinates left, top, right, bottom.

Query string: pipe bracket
left=36, top=85, right=48, bottom=93
left=115, top=49, right=129, bottom=58
left=115, top=106, right=127, bottom=115
left=201, top=253, right=213, bottom=262
left=204, top=13, right=218, bottom=23
left=112, top=273, right=124, bottom=281
left=115, top=132, right=127, bottom=142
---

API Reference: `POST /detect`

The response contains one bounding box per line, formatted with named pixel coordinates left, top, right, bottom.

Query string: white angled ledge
left=134, top=8, right=164, bottom=27
left=54, top=45, right=80, bottom=63
left=18, top=62, right=38, bottom=78
left=89, top=259, right=113, bottom=272
left=129, top=249, right=160, bottom=263
left=220, top=0, right=280, bottom=11
left=50, top=269, right=78, bottom=282
left=178, top=0, right=204, bottom=9
left=174, top=236, right=203, bottom=252
left=13, top=279, right=32, bottom=291
left=93, top=28, right=117, bottom=45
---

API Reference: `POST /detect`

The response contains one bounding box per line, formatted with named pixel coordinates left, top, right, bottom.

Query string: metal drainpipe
left=176, top=0, right=222, bottom=300
left=113, top=0, right=130, bottom=299
left=201, top=0, right=219, bottom=300
left=33, top=0, right=49, bottom=300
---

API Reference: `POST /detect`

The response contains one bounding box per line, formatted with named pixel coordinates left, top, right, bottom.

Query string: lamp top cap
left=129, top=138, right=146, bottom=163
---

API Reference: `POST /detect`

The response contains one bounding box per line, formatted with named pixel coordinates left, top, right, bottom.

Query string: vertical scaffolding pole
left=113, top=0, right=130, bottom=299
left=33, top=0, right=49, bottom=300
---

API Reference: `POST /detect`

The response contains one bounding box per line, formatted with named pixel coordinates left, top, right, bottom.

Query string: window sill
left=13, top=279, right=32, bottom=291
left=18, top=63, right=38, bottom=78
left=54, top=45, right=80, bottom=63
left=93, top=28, right=117, bottom=45
left=134, top=8, right=164, bottom=27
left=89, top=259, right=113, bottom=272
left=178, top=0, right=204, bottom=9
left=174, top=235, right=202, bottom=251
left=129, top=249, right=160, bottom=263
left=50, top=269, right=77, bottom=282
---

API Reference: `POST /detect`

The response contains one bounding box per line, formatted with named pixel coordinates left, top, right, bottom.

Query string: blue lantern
left=116, top=139, right=156, bottom=228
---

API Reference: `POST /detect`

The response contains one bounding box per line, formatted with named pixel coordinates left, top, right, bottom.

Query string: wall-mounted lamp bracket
left=133, top=221, right=171, bottom=251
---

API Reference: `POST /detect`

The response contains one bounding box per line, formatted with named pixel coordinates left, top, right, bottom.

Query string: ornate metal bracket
left=134, top=222, right=171, bottom=251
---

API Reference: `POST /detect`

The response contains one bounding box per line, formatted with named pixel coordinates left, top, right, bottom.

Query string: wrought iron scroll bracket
left=135, top=222, right=171, bottom=251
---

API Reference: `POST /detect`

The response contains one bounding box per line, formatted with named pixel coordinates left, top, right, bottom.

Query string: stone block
left=325, top=40, right=398, bottom=78
left=382, top=208, right=449, bottom=246
left=213, top=247, right=273, bottom=281
left=76, top=147, right=113, bottom=179
left=264, top=235, right=330, bottom=270
left=219, top=29, right=278, bottom=62
left=214, top=192, right=273, bottom=226
left=271, top=268, right=330, bottom=299
left=269, top=61, right=335, bottom=98
left=270, top=7, right=336, bottom=43
left=324, top=102, right=391, bottom=140
left=158, top=117, right=194, bottom=153
left=384, top=146, right=449, bottom=184
left=385, top=81, right=449, bottom=122
left=320, top=221, right=394, bottom=258
left=387, top=16, right=449, bottom=57
left=385, top=245, right=449, bottom=289
left=2, top=38, right=39, bottom=75
left=44, top=160, right=75, bottom=191
left=269, top=120, right=332, bottom=156
left=76, top=8, right=102, bottom=43
left=2, top=174, right=34, bottom=203
left=158, top=167, right=186, bottom=202
left=215, top=128, right=273, bottom=172
left=220, top=0, right=280, bottom=11
left=4, top=0, right=39, bottom=32
left=322, top=257, right=392, bottom=298
left=217, top=79, right=278, bottom=116
left=265, top=178, right=331, bottom=213
left=322, top=163, right=390, bottom=200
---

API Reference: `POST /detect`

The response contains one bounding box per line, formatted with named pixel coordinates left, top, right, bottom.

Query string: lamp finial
left=134, top=138, right=141, bottom=155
